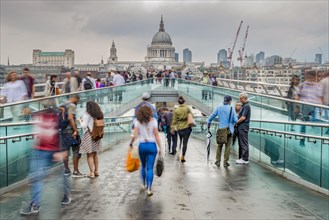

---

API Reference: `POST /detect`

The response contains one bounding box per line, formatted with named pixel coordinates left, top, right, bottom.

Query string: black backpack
left=58, top=104, right=69, bottom=130
left=84, top=78, right=93, bottom=90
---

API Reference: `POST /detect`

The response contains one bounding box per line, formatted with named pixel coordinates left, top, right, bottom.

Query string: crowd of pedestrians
left=0, top=67, right=328, bottom=215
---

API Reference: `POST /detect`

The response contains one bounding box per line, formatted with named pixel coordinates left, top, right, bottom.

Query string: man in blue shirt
left=207, top=95, right=238, bottom=167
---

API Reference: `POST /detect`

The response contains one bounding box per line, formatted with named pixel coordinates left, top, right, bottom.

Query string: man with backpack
left=60, top=95, right=85, bottom=178
left=132, top=92, right=158, bottom=129
left=162, top=108, right=178, bottom=155
left=82, top=72, right=96, bottom=91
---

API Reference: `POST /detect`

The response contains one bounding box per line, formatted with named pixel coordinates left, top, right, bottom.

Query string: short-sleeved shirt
left=134, top=119, right=157, bottom=143
left=238, top=102, right=251, bottom=124
left=63, top=102, right=77, bottom=132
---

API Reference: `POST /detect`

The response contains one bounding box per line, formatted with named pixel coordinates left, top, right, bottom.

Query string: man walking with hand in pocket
left=207, top=95, right=238, bottom=167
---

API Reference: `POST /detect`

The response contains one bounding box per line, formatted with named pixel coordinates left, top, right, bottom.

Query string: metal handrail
left=178, top=79, right=329, bottom=110
left=194, top=119, right=329, bottom=142
left=0, top=79, right=151, bottom=107
left=218, top=78, right=290, bottom=88
left=0, top=116, right=134, bottom=128
left=249, top=127, right=329, bottom=142
left=0, top=120, right=133, bottom=141
left=250, top=119, right=329, bottom=128
left=195, top=117, right=329, bottom=128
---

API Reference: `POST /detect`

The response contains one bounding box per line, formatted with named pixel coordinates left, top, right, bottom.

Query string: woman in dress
left=78, top=101, right=104, bottom=178
left=129, top=105, right=162, bottom=196
left=171, top=96, right=193, bottom=163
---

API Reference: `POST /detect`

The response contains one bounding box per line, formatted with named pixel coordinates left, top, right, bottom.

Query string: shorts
left=60, top=130, right=81, bottom=157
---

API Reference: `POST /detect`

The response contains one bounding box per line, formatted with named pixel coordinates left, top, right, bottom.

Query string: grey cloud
left=0, top=0, right=328, bottom=64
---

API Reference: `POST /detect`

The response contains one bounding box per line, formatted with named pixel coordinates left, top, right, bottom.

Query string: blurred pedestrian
left=20, top=67, right=35, bottom=99
left=297, top=70, right=323, bottom=136
left=319, top=71, right=329, bottom=134
left=63, top=72, right=78, bottom=93
left=20, top=109, right=71, bottom=215
left=286, top=75, right=300, bottom=131
left=129, top=105, right=162, bottom=196
left=0, top=71, right=27, bottom=121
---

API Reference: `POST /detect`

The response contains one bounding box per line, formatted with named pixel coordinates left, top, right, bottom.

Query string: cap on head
left=142, top=92, right=151, bottom=100
left=224, top=95, right=232, bottom=103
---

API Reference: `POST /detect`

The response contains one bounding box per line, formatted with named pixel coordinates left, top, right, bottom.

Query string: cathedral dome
left=152, top=32, right=172, bottom=45
left=151, top=16, right=172, bottom=45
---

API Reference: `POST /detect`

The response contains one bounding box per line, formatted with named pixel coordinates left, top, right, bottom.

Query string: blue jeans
left=29, top=150, right=70, bottom=206
left=138, top=142, right=157, bottom=190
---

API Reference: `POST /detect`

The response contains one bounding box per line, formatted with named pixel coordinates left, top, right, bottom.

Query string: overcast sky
left=1, top=0, right=328, bottom=65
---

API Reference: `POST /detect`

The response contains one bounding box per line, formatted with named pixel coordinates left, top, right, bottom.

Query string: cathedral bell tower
left=109, top=41, right=118, bottom=63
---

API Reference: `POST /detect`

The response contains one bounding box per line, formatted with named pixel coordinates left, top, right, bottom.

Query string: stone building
left=33, top=49, right=74, bottom=68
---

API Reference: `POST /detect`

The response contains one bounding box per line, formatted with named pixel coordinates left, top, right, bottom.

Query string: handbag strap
left=228, top=107, right=232, bottom=123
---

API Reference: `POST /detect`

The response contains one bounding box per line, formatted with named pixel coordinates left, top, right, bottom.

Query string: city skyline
left=1, top=0, right=328, bottom=65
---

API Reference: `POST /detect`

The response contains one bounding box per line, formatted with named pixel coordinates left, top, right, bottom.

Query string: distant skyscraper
left=175, top=53, right=179, bottom=62
left=256, top=51, right=265, bottom=67
left=217, top=49, right=227, bottom=64
left=183, top=48, right=192, bottom=63
left=315, top=54, right=322, bottom=65
left=265, top=55, right=282, bottom=66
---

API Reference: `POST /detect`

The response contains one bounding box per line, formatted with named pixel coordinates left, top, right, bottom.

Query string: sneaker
left=147, top=190, right=153, bottom=197
left=72, top=171, right=86, bottom=178
left=61, top=195, right=71, bottom=205
left=180, top=156, right=186, bottom=163
left=141, top=184, right=146, bottom=191
left=214, top=161, right=220, bottom=167
left=236, top=159, right=249, bottom=164
left=64, top=170, right=71, bottom=176
left=20, top=202, right=39, bottom=215
left=224, top=162, right=230, bottom=167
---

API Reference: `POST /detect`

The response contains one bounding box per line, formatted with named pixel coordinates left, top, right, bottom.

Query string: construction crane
left=228, top=20, right=243, bottom=69
left=237, top=25, right=249, bottom=67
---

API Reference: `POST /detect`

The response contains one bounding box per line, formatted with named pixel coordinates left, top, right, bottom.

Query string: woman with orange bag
left=129, top=105, right=162, bottom=196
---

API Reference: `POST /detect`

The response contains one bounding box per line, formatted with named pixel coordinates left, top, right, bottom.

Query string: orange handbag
left=126, top=150, right=140, bottom=172
left=55, top=87, right=61, bottom=95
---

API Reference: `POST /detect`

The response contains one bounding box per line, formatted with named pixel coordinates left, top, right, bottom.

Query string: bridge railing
left=0, top=79, right=154, bottom=124
left=193, top=117, right=329, bottom=192
left=177, top=79, right=329, bottom=124
left=0, top=117, right=133, bottom=191
left=217, top=78, right=290, bottom=97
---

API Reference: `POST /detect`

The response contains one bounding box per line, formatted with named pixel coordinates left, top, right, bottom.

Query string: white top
left=0, top=80, right=27, bottom=102
left=134, top=118, right=157, bottom=143
left=113, top=74, right=125, bottom=86
left=80, top=112, right=94, bottom=133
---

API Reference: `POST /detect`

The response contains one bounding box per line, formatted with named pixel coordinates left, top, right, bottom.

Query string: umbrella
left=206, top=130, right=212, bottom=161
left=163, top=125, right=167, bottom=155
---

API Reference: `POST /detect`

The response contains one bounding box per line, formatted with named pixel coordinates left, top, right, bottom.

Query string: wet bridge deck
left=0, top=137, right=328, bottom=220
